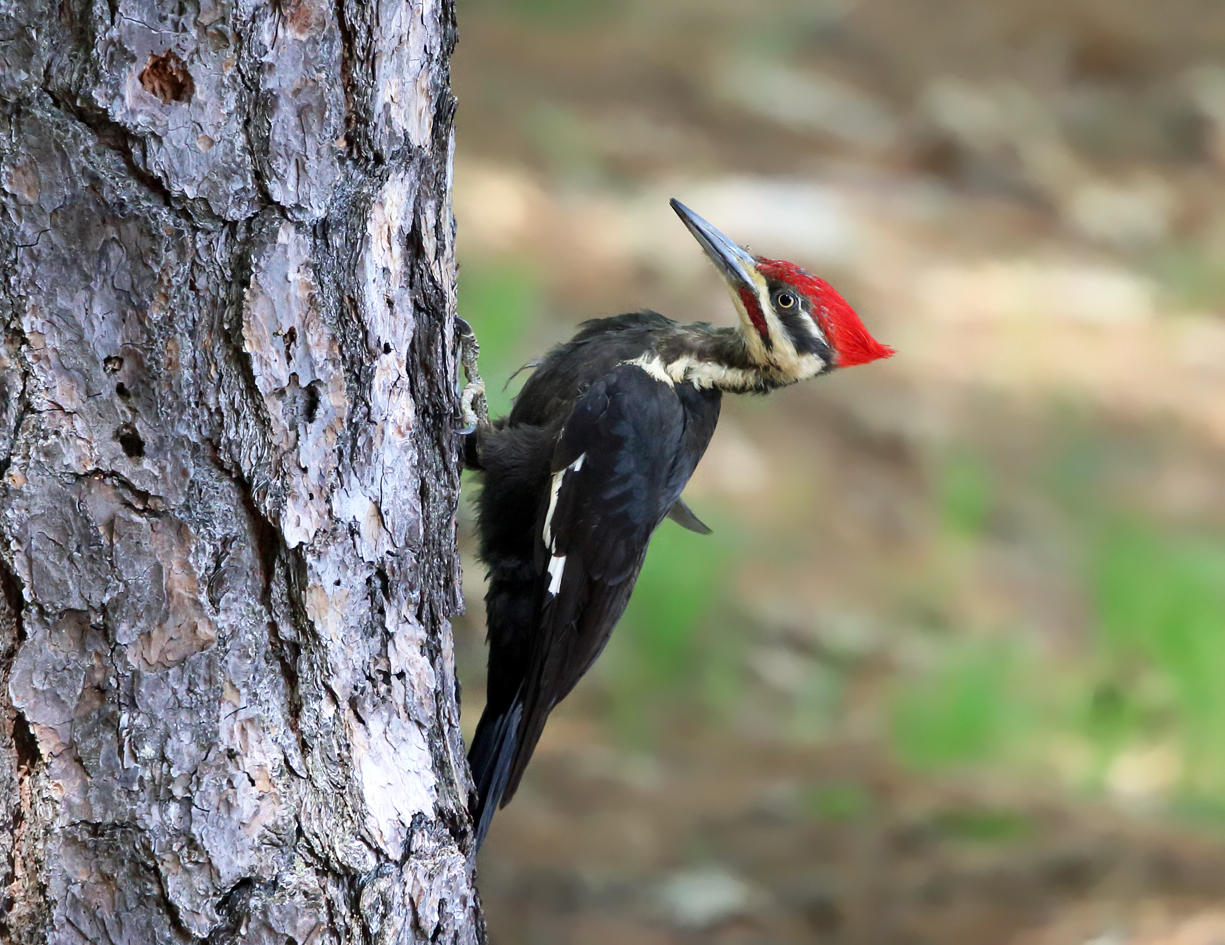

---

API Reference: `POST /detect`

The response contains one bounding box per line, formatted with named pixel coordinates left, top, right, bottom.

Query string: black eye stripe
left=778, top=307, right=831, bottom=359
left=767, top=281, right=824, bottom=355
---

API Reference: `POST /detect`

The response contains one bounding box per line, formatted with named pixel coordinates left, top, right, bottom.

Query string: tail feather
left=500, top=697, right=551, bottom=805
left=467, top=696, right=523, bottom=849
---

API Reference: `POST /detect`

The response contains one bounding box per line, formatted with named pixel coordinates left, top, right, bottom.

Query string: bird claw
left=456, top=379, right=486, bottom=436
left=455, top=317, right=488, bottom=436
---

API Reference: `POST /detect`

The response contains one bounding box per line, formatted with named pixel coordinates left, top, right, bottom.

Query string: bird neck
left=648, top=324, right=791, bottom=394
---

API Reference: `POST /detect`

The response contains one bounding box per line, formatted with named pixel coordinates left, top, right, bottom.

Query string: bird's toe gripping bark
left=455, top=317, right=490, bottom=461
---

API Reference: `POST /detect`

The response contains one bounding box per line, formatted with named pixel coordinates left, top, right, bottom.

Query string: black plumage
left=467, top=312, right=724, bottom=846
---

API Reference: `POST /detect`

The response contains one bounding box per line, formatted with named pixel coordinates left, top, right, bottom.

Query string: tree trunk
left=0, top=0, right=484, bottom=941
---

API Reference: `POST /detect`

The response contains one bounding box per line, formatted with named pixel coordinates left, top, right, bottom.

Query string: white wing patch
left=546, top=555, right=566, bottom=596
left=542, top=453, right=585, bottom=597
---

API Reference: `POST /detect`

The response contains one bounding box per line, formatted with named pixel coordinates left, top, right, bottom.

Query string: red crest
left=757, top=259, right=893, bottom=367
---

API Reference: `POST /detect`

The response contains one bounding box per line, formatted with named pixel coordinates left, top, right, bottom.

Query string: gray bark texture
left=0, top=0, right=485, bottom=941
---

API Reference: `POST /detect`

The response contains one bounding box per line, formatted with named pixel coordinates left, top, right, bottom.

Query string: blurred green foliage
left=604, top=517, right=741, bottom=745
left=887, top=438, right=1225, bottom=815
left=939, top=449, right=994, bottom=538
left=928, top=806, right=1033, bottom=845
left=1090, top=523, right=1225, bottom=793
left=523, top=104, right=608, bottom=186
left=1145, top=240, right=1225, bottom=312
left=457, top=259, right=542, bottom=419
left=804, top=782, right=876, bottom=823
left=890, top=638, right=1031, bottom=769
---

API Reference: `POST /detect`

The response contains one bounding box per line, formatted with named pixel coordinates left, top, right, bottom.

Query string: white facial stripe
left=784, top=310, right=831, bottom=372
left=785, top=352, right=827, bottom=382
left=725, top=272, right=773, bottom=365
left=800, top=304, right=829, bottom=346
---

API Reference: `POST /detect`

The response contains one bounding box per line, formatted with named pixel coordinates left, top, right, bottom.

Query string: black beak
left=670, top=199, right=759, bottom=294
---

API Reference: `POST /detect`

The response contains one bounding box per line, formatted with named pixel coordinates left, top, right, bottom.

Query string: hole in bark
left=12, top=713, right=39, bottom=773
left=239, top=481, right=279, bottom=602
left=282, top=326, right=297, bottom=362
left=0, top=561, right=25, bottom=644
left=281, top=375, right=320, bottom=428
left=115, top=423, right=145, bottom=457
left=214, top=878, right=260, bottom=936
left=382, top=342, right=392, bottom=355
left=103, top=355, right=123, bottom=374
left=115, top=382, right=130, bottom=399
left=139, top=51, right=194, bottom=104
left=5, top=561, right=39, bottom=774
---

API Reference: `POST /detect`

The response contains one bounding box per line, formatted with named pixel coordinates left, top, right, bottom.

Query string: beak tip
left=669, top=198, right=757, bottom=291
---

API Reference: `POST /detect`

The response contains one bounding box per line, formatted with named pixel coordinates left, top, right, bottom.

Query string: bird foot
left=455, top=316, right=489, bottom=437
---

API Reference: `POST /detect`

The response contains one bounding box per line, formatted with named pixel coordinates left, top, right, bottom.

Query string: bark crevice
left=332, top=0, right=361, bottom=157
left=212, top=445, right=310, bottom=763
left=203, top=877, right=269, bottom=944
left=0, top=549, right=25, bottom=651
left=231, top=34, right=280, bottom=217
left=37, top=86, right=199, bottom=223
left=73, top=468, right=166, bottom=515
left=0, top=322, right=30, bottom=485
left=0, top=558, right=35, bottom=940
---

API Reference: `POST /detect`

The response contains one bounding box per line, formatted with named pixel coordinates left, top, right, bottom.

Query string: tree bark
left=0, top=0, right=484, bottom=941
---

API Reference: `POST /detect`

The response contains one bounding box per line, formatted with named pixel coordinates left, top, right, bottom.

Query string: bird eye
left=775, top=291, right=796, bottom=310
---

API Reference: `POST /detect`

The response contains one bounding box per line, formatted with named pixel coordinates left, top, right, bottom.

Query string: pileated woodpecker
left=460, top=199, right=892, bottom=848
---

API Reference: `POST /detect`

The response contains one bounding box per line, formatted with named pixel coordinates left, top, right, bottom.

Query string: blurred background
left=449, top=1, right=1225, bottom=941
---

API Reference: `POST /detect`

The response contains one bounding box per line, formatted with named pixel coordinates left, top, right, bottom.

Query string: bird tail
left=467, top=693, right=524, bottom=849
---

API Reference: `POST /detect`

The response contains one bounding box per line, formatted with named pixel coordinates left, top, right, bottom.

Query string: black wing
left=503, top=363, right=719, bottom=800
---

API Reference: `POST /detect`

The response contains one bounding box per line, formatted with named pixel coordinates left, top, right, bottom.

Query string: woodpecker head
left=671, top=198, right=893, bottom=382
